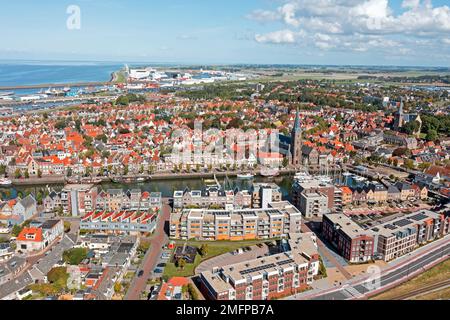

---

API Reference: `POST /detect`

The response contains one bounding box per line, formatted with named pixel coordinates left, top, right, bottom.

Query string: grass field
left=371, top=259, right=450, bottom=300
left=163, top=239, right=269, bottom=278
left=411, top=287, right=450, bottom=300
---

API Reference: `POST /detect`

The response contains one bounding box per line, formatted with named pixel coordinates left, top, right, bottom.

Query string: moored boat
left=0, top=178, right=12, bottom=187
left=237, top=173, right=254, bottom=180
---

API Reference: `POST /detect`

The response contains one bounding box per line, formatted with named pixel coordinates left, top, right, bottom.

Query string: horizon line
left=0, top=58, right=450, bottom=70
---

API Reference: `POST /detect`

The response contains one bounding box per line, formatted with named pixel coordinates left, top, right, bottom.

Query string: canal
left=0, top=175, right=297, bottom=202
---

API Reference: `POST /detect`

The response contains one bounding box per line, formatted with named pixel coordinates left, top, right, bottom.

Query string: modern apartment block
left=173, top=186, right=249, bottom=211
left=172, top=183, right=280, bottom=212
left=298, top=192, right=329, bottom=218
left=370, top=210, right=447, bottom=261
left=60, top=184, right=98, bottom=217
left=170, top=201, right=301, bottom=241
left=80, top=210, right=159, bottom=234
left=251, top=183, right=282, bottom=209
left=96, top=190, right=162, bottom=212
left=322, top=214, right=375, bottom=263
left=199, top=233, right=319, bottom=300
left=292, top=175, right=341, bottom=215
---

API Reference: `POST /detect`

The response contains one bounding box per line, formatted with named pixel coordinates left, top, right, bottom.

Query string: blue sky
left=1, top=0, right=450, bottom=66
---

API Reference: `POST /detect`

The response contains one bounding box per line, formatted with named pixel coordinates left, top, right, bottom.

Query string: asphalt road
left=310, top=241, right=450, bottom=300
left=124, top=202, right=171, bottom=300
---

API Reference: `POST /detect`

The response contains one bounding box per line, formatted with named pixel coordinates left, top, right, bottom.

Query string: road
left=305, top=239, right=450, bottom=300
left=124, top=201, right=171, bottom=300
left=302, top=221, right=352, bottom=280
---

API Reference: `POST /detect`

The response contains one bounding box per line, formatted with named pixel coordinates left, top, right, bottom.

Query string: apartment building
left=371, top=210, right=446, bottom=261
left=322, top=214, right=375, bottom=263
left=251, top=183, right=282, bottom=209
left=173, top=183, right=279, bottom=212
left=170, top=201, right=301, bottom=241
left=96, top=190, right=162, bottom=212
left=298, top=192, right=329, bottom=218
left=80, top=210, right=159, bottom=234
left=292, top=177, right=340, bottom=214
left=173, top=186, right=242, bottom=211
left=199, top=233, right=319, bottom=300
left=61, top=184, right=98, bottom=217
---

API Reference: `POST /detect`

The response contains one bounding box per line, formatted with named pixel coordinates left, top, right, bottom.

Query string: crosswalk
left=342, top=286, right=364, bottom=299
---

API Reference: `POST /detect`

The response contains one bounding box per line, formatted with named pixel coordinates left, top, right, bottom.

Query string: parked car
left=157, top=263, right=166, bottom=268
left=138, top=270, right=144, bottom=277
left=153, top=268, right=163, bottom=274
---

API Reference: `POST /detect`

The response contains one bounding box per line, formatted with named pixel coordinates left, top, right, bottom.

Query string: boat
left=260, top=167, right=280, bottom=177
left=353, top=175, right=367, bottom=182
left=0, top=178, right=12, bottom=187
left=0, top=91, right=14, bottom=97
left=237, top=173, right=254, bottom=180
left=342, top=172, right=352, bottom=177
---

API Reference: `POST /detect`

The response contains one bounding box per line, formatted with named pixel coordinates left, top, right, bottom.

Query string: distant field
left=257, top=69, right=450, bottom=84
left=371, top=259, right=450, bottom=300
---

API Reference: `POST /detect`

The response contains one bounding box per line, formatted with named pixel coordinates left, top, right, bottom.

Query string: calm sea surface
left=0, top=62, right=122, bottom=87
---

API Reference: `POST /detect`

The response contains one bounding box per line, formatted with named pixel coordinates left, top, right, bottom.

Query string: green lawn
left=163, top=240, right=269, bottom=279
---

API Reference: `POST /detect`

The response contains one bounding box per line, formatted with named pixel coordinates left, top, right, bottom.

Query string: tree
left=199, top=244, right=209, bottom=257
left=425, top=129, right=438, bottom=142
left=402, top=120, right=420, bottom=135
left=37, top=169, right=42, bottom=178
left=176, top=258, right=186, bottom=270
left=11, top=224, right=23, bottom=237
left=47, top=267, right=69, bottom=290
left=64, top=221, right=71, bottom=233
left=114, top=282, right=122, bottom=294
left=403, top=159, right=415, bottom=170
left=14, top=169, right=22, bottom=179
left=67, top=167, right=73, bottom=177
left=187, top=283, right=199, bottom=300
left=24, top=170, right=30, bottom=179
left=282, top=157, right=289, bottom=168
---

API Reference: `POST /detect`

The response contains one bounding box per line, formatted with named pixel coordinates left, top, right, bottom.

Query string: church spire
left=293, top=108, right=301, bottom=133
left=399, top=98, right=404, bottom=115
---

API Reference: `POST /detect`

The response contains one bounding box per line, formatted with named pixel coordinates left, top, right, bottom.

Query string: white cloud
left=248, top=0, right=450, bottom=55
left=255, top=29, right=298, bottom=44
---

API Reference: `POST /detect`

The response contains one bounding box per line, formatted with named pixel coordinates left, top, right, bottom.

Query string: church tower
left=291, top=109, right=302, bottom=168
left=394, top=98, right=404, bottom=130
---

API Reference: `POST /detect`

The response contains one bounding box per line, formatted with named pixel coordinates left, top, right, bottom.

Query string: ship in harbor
left=0, top=178, right=12, bottom=187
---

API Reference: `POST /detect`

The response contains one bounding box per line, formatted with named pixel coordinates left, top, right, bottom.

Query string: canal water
left=0, top=175, right=296, bottom=201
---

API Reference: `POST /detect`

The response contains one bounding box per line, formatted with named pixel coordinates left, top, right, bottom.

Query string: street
left=286, top=236, right=450, bottom=300
left=124, top=200, right=171, bottom=300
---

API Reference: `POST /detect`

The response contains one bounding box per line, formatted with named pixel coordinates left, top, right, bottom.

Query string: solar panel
left=276, top=259, right=295, bottom=266
left=385, top=224, right=397, bottom=230
left=409, top=213, right=428, bottom=222
left=240, top=263, right=276, bottom=275
left=394, top=219, right=413, bottom=227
